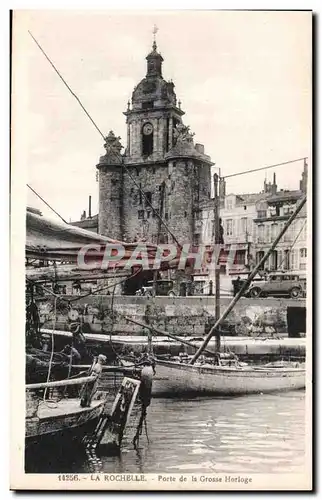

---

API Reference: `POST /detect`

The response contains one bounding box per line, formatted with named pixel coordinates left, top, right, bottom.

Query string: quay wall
left=38, top=295, right=306, bottom=337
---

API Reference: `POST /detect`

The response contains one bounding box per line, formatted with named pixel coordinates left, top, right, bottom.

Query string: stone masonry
left=96, top=39, right=213, bottom=254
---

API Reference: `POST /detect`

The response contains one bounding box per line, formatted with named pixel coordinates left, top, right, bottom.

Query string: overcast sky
left=15, top=10, right=311, bottom=222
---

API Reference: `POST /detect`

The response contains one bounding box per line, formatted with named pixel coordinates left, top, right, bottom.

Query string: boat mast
left=213, top=173, right=221, bottom=352
left=190, top=195, right=307, bottom=364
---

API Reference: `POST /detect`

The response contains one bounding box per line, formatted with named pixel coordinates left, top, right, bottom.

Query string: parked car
left=135, top=280, right=176, bottom=297
left=246, top=271, right=306, bottom=299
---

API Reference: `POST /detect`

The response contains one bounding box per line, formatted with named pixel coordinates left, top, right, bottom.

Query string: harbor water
left=28, top=390, right=306, bottom=474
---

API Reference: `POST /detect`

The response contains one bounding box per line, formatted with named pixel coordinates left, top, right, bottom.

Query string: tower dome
left=130, top=40, right=177, bottom=110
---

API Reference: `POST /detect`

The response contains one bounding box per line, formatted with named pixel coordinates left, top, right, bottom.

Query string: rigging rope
left=223, top=157, right=308, bottom=180
left=42, top=296, right=57, bottom=403
left=27, top=184, right=68, bottom=224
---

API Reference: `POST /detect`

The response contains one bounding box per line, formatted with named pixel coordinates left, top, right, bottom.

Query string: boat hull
left=25, top=398, right=106, bottom=445
left=153, top=360, right=306, bottom=396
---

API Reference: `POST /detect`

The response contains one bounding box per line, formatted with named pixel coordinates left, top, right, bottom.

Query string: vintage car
left=245, top=271, right=306, bottom=299
left=136, top=280, right=176, bottom=297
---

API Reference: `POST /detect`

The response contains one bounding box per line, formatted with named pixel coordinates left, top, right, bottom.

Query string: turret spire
left=146, top=26, right=163, bottom=77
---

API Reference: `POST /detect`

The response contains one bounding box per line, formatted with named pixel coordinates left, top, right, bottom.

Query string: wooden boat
left=117, top=357, right=305, bottom=396
left=25, top=375, right=140, bottom=452
left=152, top=359, right=305, bottom=396
left=41, top=328, right=306, bottom=359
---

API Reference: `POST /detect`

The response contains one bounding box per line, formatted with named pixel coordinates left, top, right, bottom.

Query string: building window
left=258, top=224, right=264, bottom=243
left=284, top=250, right=290, bottom=270
left=226, top=219, right=233, bottom=236
left=271, top=223, right=278, bottom=242
left=256, top=251, right=265, bottom=270
left=277, top=250, right=283, bottom=268
left=300, top=248, right=307, bottom=258
left=138, top=210, right=144, bottom=219
left=284, top=205, right=294, bottom=216
left=226, top=198, right=233, bottom=210
left=234, top=250, right=246, bottom=265
left=257, top=210, right=267, bottom=219
left=270, top=250, right=278, bottom=270
left=290, top=249, right=298, bottom=270
left=284, top=225, right=292, bottom=241
left=241, top=217, right=248, bottom=235
left=142, top=101, right=154, bottom=109
left=144, top=192, right=152, bottom=206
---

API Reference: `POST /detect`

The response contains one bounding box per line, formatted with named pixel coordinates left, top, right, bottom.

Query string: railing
left=26, top=375, right=98, bottom=418
left=26, top=375, right=96, bottom=390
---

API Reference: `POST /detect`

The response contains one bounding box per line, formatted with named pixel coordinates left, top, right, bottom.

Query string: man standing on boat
left=136, top=351, right=156, bottom=408
left=80, top=354, right=107, bottom=407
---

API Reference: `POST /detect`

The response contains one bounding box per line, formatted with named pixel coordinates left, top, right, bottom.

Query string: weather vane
left=152, top=24, right=158, bottom=48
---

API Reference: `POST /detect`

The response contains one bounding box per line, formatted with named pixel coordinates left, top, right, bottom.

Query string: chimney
left=300, top=158, right=308, bottom=193
left=88, top=195, right=92, bottom=218
left=272, top=172, right=277, bottom=195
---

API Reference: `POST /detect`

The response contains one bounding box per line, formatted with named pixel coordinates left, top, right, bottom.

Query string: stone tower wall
left=122, top=163, right=169, bottom=243
left=98, top=165, right=123, bottom=240
left=167, top=159, right=195, bottom=244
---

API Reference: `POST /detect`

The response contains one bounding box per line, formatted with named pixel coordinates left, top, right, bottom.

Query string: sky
left=13, top=10, right=311, bottom=222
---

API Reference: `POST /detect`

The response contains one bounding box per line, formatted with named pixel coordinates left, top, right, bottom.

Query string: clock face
left=143, top=123, right=153, bottom=136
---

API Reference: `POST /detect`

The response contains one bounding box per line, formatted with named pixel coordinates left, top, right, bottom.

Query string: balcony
left=254, top=214, right=293, bottom=223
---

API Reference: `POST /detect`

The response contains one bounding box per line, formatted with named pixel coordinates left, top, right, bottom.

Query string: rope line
left=27, top=184, right=68, bottom=224
left=223, top=157, right=308, bottom=179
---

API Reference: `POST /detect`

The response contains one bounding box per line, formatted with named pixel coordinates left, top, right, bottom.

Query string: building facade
left=253, top=165, right=307, bottom=274
left=197, top=162, right=308, bottom=292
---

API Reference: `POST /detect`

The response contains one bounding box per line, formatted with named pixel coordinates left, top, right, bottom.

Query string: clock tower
left=123, top=38, right=184, bottom=165
left=97, top=35, right=213, bottom=261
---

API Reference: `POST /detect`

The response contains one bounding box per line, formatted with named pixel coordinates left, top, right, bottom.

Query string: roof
left=27, top=206, right=42, bottom=216
left=266, top=190, right=303, bottom=204
left=199, top=192, right=269, bottom=210
left=70, top=214, right=98, bottom=230
left=235, top=192, right=271, bottom=204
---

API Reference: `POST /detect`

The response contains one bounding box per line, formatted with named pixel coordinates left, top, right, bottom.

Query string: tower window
left=139, top=184, right=142, bottom=205
left=138, top=210, right=144, bottom=219
left=142, top=101, right=154, bottom=109
left=142, top=123, right=154, bottom=156
left=144, top=192, right=152, bottom=206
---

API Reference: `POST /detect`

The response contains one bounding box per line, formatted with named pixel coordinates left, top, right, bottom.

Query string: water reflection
left=99, top=390, right=305, bottom=474
left=27, top=390, right=305, bottom=474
